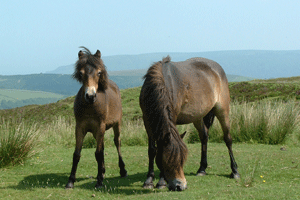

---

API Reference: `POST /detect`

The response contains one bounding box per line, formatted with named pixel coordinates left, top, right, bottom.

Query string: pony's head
left=157, top=129, right=188, bottom=191
left=73, top=47, right=108, bottom=103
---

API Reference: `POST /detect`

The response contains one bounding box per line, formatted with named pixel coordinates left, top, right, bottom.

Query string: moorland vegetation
left=0, top=77, right=300, bottom=199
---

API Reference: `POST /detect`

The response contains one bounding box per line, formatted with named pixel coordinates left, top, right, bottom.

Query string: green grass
left=0, top=89, right=64, bottom=101
left=208, top=100, right=300, bottom=145
left=121, top=87, right=142, bottom=121
left=0, top=143, right=299, bottom=199
left=229, top=76, right=300, bottom=102
left=1, top=77, right=300, bottom=199
left=0, top=121, right=38, bottom=168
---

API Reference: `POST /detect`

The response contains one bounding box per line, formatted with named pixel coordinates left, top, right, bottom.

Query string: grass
left=1, top=77, right=300, bottom=198
left=0, top=143, right=299, bottom=199
left=0, top=120, right=38, bottom=168
left=209, top=100, right=300, bottom=145
left=0, top=89, right=64, bottom=102
left=229, top=76, right=300, bottom=102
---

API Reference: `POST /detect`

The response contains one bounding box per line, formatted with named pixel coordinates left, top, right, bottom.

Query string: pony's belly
left=176, top=112, right=200, bottom=124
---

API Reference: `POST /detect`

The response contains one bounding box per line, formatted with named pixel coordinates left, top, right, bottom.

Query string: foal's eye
left=97, top=71, right=101, bottom=76
left=79, top=72, right=83, bottom=77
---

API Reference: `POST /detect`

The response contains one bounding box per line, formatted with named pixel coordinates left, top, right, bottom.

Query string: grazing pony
left=139, top=56, right=239, bottom=191
left=65, top=47, right=127, bottom=189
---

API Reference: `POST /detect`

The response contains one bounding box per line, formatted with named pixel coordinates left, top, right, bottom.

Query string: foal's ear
left=95, top=50, right=101, bottom=58
left=78, top=50, right=84, bottom=59
left=180, top=131, right=187, bottom=139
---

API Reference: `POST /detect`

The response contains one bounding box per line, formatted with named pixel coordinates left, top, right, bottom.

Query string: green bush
left=0, top=121, right=38, bottom=168
left=208, top=101, right=300, bottom=145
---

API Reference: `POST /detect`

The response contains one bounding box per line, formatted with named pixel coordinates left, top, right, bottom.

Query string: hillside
left=230, top=76, right=300, bottom=102
left=1, top=76, right=299, bottom=126
left=0, top=89, right=64, bottom=109
left=0, top=73, right=252, bottom=96
left=0, top=71, right=252, bottom=109
left=47, top=50, right=300, bottom=79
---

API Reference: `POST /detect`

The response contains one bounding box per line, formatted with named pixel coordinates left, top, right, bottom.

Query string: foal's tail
left=203, top=108, right=215, bottom=129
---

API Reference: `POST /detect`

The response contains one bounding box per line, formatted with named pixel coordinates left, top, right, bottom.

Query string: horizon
left=1, top=1, right=300, bottom=75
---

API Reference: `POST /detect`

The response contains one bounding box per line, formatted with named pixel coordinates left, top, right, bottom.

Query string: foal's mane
left=143, top=56, right=188, bottom=170
left=72, top=46, right=108, bottom=90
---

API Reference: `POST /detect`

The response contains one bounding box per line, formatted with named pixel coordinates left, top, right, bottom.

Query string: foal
left=65, top=47, right=127, bottom=189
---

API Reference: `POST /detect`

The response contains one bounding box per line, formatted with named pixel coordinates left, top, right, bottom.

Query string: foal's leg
left=113, top=123, right=128, bottom=177
left=94, top=124, right=106, bottom=188
left=65, top=125, right=85, bottom=189
left=194, top=119, right=209, bottom=176
left=216, top=108, right=240, bottom=179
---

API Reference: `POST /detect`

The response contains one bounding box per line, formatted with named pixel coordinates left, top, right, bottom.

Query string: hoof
left=143, top=182, right=154, bottom=189
left=230, top=172, right=240, bottom=179
left=120, top=169, right=128, bottom=178
left=156, top=184, right=166, bottom=189
left=196, top=171, right=206, bottom=176
left=156, top=178, right=167, bottom=189
left=95, top=182, right=103, bottom=189
left=65, top=181, right=74, bottom=189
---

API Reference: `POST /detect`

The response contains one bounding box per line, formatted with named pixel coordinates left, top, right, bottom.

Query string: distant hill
left=0, top=74, right=144, bottom=96
left=46, top=50, right=300, bottom=79
left=0, top=72, right=252, bottom=97
left=1, top=76, right=299, bottom=125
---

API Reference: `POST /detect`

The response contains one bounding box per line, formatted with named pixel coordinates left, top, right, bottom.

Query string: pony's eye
left=97, top=71, right=101, bottom=76
left=79, top=72, right=83, bottom=77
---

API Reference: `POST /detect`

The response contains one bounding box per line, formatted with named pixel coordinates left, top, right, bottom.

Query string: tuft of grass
left=120, top=119, right=148, bottom=146
left=0, top=120, right=38, bottom=168
left=187, top=100, right=300, bottom=145
left=40, top=116, right=75, bottom=148
left=229, top=100, right=300, bottom=144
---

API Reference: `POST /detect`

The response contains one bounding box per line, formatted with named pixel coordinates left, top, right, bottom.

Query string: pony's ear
left=95, top=50, right=101, bottom=58
left=180, top=131, right=187, bottom=139
left=78, top=50, right=84, bottom=59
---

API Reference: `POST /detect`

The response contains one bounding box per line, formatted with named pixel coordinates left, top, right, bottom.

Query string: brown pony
left=65, top=47, right=127, bottom=189
left=139, top=56, right=240, bottom=191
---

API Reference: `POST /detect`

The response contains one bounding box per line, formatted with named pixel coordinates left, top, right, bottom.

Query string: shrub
left=208, top=100, right=300, bottom=144
left=0, top=120, right=38, bottom=168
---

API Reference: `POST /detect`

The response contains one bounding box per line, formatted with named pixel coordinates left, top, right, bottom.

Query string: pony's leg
left=216, top=108, right=240, bottom=179
left=94, top=124, right=106, bottom=188
left=156, top=171, right=167, bottom=189
left=143, top=135, right=156, bottom=189
left=194, top=119, right=209, bottom=176
left=113, top=123, right=128, bottom=177
left=143, top=116, right=156, bottom=189
left=154, top=146, right=167, bottom=189
left=65, top=125, right=85, bottom=189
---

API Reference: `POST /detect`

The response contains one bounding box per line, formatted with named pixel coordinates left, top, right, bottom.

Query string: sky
left=1, top=0, right=299, bottom=75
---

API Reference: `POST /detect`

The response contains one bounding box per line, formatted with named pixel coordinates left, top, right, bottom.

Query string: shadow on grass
left=4, top=171, right=167, bottom=195
left=4, top=171, right=235, bottom=195
left=187, top=172, right=232, bottom=179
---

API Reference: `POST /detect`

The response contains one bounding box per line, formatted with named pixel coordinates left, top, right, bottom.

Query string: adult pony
left=139, top=56, right=239, bottom=191
left=65, top=47, right=127, bottom=189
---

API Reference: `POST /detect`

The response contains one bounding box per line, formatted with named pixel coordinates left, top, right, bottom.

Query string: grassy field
left=229, top=76, right=300, bottom=102
left=0, top=143, right=299, bottom=199
left=1, top=76, right=300, bottom=199
left=0, top=89, right=64, bottom=102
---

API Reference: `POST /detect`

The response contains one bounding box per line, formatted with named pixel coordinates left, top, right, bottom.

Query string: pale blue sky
left=1, top=0, right=299, bottom=75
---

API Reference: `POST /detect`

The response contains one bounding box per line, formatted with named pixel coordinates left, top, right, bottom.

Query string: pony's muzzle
left=168, top=178, right=187, bottom=191
left=85, top=87, right=97, bottom=103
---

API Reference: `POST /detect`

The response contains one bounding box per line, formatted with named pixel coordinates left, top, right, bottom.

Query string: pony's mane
left=143, top=56, right=188, bottom=170
left=72, top=46, right=108, bottom=90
